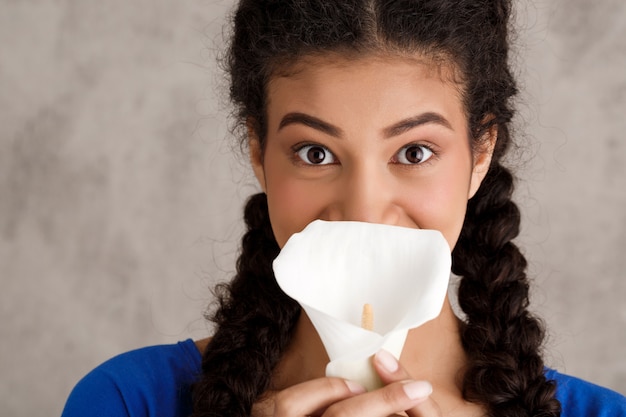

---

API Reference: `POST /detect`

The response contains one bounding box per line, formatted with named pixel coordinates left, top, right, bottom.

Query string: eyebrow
left=277, top=111, right=453, bottom=139
left=382, top=112, right=453, bottom=138
left=278, top=113, right=343, bottom=138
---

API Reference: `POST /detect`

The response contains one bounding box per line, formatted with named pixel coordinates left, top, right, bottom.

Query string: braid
left=191, top=193, right=301, bottom=417
left=452, top=160, right=561, bottom=416
left=196, top=1, right=563, bottom=415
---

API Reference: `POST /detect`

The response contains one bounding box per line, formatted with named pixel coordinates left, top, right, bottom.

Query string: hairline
left=255, top=49, right=476, bottom=154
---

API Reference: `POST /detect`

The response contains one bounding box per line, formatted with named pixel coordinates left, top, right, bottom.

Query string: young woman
left=62, top=1, right=626, bottom=416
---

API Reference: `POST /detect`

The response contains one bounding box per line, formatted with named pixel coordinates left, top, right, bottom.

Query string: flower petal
left=273, top=220, right=451, bottom=390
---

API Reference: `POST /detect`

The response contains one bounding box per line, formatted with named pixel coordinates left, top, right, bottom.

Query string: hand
left=257, top=350, right=442, bottom=417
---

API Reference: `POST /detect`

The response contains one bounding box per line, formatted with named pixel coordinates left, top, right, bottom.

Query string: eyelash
left=291, top=141, right=439, bottom=166
left=291, top=143, right=337, bottom=166
left=392, top=143, right=437, bottom=166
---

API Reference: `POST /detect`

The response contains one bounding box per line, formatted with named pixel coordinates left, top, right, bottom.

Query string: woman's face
left=250, top=55, right=494, bottom=250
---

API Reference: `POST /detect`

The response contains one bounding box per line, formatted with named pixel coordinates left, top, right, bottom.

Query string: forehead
left=265, top=53, right=467, bottom=130
left=269, top=51, right=463, bottom=88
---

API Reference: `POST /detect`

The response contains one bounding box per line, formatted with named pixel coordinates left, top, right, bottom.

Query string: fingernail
left=375, top=349, right=399, bottom=373
left=402, top=381, right=433, bottom=400
left=345, top=380, right=366, bottom=394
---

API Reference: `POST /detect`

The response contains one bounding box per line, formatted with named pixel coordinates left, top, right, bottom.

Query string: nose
left=325, top=163, right=401, bottom=225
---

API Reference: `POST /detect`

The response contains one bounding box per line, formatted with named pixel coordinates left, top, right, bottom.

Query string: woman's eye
left=394, top=144, right=434, bottom=165
left=295, top=144, right=336, bottom=165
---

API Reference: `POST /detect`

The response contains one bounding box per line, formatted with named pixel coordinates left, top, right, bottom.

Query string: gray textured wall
left=1, top=1, right=624, bottom=415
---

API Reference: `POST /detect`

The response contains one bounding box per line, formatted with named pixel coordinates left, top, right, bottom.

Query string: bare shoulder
left=195, top=337, right=211, bottom=354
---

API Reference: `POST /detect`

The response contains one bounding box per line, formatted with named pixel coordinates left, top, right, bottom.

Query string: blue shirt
left=62, top=340, right=200, bottom=417
left=62, top=339, right=626, bottom=416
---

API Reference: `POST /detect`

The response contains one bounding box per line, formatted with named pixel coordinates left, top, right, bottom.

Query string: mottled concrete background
left=1, top=0, right=624, bottom=415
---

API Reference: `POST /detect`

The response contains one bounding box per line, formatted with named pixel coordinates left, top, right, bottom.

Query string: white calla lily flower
left=273, top=220, right=451, bottom=391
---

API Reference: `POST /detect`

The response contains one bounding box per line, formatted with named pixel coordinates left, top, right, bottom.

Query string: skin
left=199, top=53, right=495, bottom=416
left=252, top=54, right=494, bottom=251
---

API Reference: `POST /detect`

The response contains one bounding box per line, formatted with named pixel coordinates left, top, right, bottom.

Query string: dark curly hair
left=192, top=1, right=561, bottom=416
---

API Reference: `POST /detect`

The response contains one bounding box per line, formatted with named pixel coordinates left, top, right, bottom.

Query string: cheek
left=402, top=171, right=471, bottom=250
left=436, top=190, right=469, bottom=250
left=264, top=174, right=324, bottom=247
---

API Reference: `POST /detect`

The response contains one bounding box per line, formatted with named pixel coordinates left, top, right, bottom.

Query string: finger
left=273, top=377, right=366, bottom=417
left=321, top=380, right=433, bottom=417
left=371, top=350, right=442, bottom=417
left=372, top=349, right=413, bottom=383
